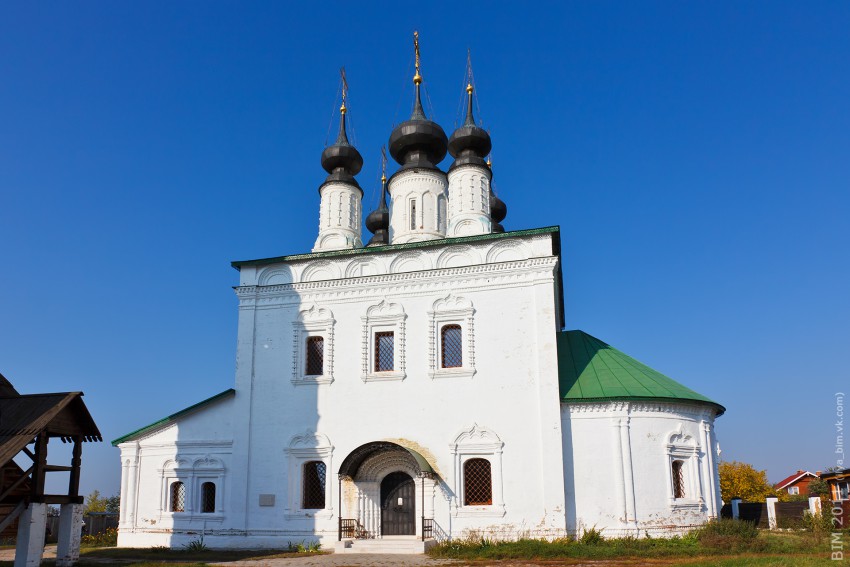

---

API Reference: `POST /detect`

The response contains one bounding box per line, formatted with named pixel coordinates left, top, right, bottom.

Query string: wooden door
left=380, top=471, right=415, bottom=535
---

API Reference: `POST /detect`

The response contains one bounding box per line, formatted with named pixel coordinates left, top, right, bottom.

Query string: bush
left=693, top=518, right=759, bottom=552
left=579, top=527, right=604, bottom=545
left=80, top=527, right=118, bottom=547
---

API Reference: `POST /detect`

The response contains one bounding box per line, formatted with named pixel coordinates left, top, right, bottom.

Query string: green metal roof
left=558, top=330, right=724, bottom=415
left=111, top=389, right=235, bottom=446
left=231, top=226, right=560, bottom=269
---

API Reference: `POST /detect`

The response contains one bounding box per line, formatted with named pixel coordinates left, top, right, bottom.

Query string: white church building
left=113, top=43, right=725, bottom=552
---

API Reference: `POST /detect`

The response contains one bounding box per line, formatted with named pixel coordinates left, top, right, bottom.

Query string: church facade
left=114, top=47, right=724, bottom=551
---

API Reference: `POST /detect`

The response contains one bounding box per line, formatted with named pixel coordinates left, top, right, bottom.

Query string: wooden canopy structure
left=0, top=373, right=102, bottom=537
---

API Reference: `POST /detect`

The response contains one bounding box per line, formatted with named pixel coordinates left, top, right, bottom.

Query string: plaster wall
left=562, top=401, right=721, bottom=537
left=119, top=232, right=568, bottom=547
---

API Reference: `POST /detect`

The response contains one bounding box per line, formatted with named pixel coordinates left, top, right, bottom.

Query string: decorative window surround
left=284, top=431, right=334, bottom=519
left=665, top=425, right=703, bottom=510
left=450, top=424, right=506, bottom=518
left=291, top=305, right=335, bottom=385
left=361, top=300, right=406, bottom=382
left=158, top=456, right=226, bottom=521
left=428, top=294, right=476, bottom=379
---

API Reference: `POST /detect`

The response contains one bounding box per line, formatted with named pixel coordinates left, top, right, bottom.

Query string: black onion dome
left=448, top=86, right=492, bottom=171
left=490, top=191, right=507, bottom=233
left=320, top=111, right=363, bottom=191
left=365, top=177, right=390, bottom=246
left=388, top=82, right=448, bottom=171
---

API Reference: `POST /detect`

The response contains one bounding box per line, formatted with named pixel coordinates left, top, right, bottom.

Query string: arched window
left=201, top=482, right=216, bottom=513
left=302, top=461, right=326, bottom=509
left=672, top=460, right=686, bottom=499
left=170, top=481, right=185, bottom=512
left=306, top=336, right=324, bottom=376
left=463, top=458, right=492, bottom=505
left=441, top=325, right=462, bottom=368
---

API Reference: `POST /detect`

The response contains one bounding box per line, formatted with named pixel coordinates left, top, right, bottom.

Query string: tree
left=84, top=490, right=120, bottom=514
left=106, top=494, right=120, bottom=514
left=718, top=461, right=776, bottom=502
left=807, top=477, right=830, bottom=498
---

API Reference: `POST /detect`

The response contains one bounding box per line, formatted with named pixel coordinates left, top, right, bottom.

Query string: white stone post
left=14, top=502, right=47, bottom=567
left=731, top=497, right=741, bottom=520
left=809, top=496, right=822, bottom=516
left=55, top=503, right=84, bottom=567
left=766, top=497, right=778, bottom=529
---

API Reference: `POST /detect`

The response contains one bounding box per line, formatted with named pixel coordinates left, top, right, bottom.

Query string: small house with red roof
left=774, top=470, right=820, bottom=497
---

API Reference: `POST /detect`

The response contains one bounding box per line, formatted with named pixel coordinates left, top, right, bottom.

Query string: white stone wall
left=561, top=401, right=721, bottom=537
left=313, top=182, right=362, bottom=252
left=118, top=232, right=568, bottom=548
left=388, top=169, right=448, bottom=243
left=117, top=395, right=234, bottom=548
left=446, top=165, right=491, bottom=237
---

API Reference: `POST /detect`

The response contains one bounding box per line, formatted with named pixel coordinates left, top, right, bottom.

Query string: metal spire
left=411, top=31, right=426, bottom=120
left=335, top=67, right=351, bottom=145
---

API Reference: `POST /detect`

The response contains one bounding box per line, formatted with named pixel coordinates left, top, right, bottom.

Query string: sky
left=1, top=2, right=848, bottom=498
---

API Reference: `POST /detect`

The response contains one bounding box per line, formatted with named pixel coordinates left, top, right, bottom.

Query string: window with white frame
left=451, top=423, right=505, bottom=517
left=292, top=305, right=335, bottom=385
left=200, top=481, right=216, bottom=513
left=666, top=426, right=702, bottom=509
left=170, top=481, right=185, bottom=512
left=361, top=300, right=406, bottom=382
left=787, top=486, right=799, bottom=495
left=159, top=456, right=225, bottom=519
left=301, top=461, right=327, bottom=509
left=428, top=294, right=475, bottom=379
left=284, top=431, right=333, bottom=519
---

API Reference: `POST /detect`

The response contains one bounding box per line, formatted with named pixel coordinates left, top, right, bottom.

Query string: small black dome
left=388, top=83, right=447, bottom=171
left=320, top=110, right=363, bottom=191
left=490, top=192, right=507, bottom=224
left=365, top=177, right=390, bottom=246
left=448, top=86, right=491, bottom=171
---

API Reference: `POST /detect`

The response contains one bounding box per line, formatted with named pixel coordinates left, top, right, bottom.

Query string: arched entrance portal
left=337, top=441, right=437, bottom=540
left=380, top=471, right=415, bottom=535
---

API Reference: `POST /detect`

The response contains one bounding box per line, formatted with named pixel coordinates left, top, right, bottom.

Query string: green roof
left=231, top=226, right=561, bottom=269
left=111, top=389, right=235, bottom=446
left=557, top=330, right=724, bottom=414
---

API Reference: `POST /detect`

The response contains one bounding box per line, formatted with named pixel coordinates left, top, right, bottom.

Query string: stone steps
left=334, top=537, right=437, bottom=554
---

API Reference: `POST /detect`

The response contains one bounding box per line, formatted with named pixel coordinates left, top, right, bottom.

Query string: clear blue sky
left=2, top=2, right=848, bottom=498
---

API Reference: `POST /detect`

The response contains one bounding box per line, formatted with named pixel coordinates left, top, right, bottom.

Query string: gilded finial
left=486, top=156, right=492, bottom=168
left=381, top=146, right=388, bottom=182
left=340, top=67, right=348, bottom=115
left=413, top=31, right=422, bottom=85
left=466, top=83, right=474, bottom=94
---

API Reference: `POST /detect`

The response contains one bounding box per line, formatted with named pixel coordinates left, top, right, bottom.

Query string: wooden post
left=31, top=433, right=48, bottom=497
left=68, top=435, right=83, bottom=497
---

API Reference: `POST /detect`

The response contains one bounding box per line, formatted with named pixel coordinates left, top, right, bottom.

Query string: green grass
left=427, top=523, right=835, bottom=561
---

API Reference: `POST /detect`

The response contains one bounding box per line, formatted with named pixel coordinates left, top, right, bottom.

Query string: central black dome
left=388, top=83, right=447, bottom=171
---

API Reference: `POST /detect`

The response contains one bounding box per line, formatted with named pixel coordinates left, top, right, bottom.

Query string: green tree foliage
left=807, top=477, right=830, bottom=498
left=106, top=494, right=120, bottom=513
left=84, top=490, right=108, bottom=513
left=718, top=461, right=776, bottom=502
left=84, top=490, right=120, bottom=514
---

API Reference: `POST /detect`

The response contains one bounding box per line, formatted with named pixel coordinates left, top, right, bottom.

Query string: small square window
left=375, top=332, right=394, bottom=372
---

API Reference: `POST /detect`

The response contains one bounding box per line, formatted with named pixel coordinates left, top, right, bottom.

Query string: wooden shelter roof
left=0, top=391, right=101, bottom=466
